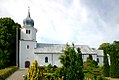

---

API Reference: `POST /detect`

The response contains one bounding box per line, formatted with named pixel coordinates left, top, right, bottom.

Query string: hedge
left=0, top=66, right=18, bottom=80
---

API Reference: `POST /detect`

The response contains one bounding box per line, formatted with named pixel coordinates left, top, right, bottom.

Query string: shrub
left=53, top=65, right=57, bottom=71
left=39, top=66, right=47, bottom=73
left=26, top=60, right=43, bottom=80
left=0, top=66, right=18, bottom=80
left=46, top=64, right=53, bottom=73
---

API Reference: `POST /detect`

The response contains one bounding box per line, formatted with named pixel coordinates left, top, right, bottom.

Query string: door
left=25, top=61, right=30, bottom=68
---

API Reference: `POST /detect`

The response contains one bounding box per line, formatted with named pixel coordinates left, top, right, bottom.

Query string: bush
left=0, top=66, right=18, bottom=80
left=39, top=66, right=47, bottom=73
left=46, top=64, right=53, bottom=73
left=26, top=60, right=43, bottom=80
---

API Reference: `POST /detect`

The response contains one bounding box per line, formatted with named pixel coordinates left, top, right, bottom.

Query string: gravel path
left=6, top=69, right=28, bottom=80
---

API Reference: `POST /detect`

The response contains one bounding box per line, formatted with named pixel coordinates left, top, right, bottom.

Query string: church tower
left=21, top=7, right=36, bottom=41
left=19, top=8, right=37, bottom=68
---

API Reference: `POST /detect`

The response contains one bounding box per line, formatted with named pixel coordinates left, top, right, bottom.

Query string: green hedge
left=0, top=66, right=18, bottom=80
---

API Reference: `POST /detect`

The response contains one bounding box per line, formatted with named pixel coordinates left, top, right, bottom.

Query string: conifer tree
left=98, top=43, right=110, bottom=77
left=59, top=44, right=84, bottom=80
left=77, top=47, right=83, bottom=67
left=110, top=41, right=119, bottom=78
left=103, top=52, right=110, bottom=77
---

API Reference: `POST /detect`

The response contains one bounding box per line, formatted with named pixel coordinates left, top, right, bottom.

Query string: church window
left=29, top=30, right=30, bottom=34
left=45, top=57, right=48, bottom=63
left=27, top=45, right=29, bottom=49
left=26, top=30, right=30, bottom=34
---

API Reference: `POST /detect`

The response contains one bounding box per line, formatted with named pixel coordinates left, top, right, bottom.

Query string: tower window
left=27, top=45, right=29, bottom=49
left=26, top=30, right=30, bottom=34
left=45, top=57, right=48, bottom=63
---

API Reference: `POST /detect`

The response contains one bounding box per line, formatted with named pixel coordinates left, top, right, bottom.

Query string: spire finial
left=28, top=6, right=30, bottom=12
left=28, top=6, right=30, bottom=17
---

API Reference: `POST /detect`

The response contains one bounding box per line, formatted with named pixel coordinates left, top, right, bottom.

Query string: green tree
left=59, top=44, right=84, bottom=80
left=83, top=57, right=97, bottom=72
left=103, top=52, right=110, bottom=77
left=77, top=47, right=83, bottom=66
left=98, top=43, right=110, bottom=77
left=0, top=17, right=20, bottom=68
left=110, top=41, right=119, bottom=78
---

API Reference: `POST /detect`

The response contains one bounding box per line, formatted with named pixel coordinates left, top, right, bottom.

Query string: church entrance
left=25, top=61, right=30, bottom=68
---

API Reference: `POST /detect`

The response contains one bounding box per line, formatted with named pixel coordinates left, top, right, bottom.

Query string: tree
left=103, top=52, right=110, bottom=77
left=77, top=47, right=83, bottom=67
left=109, top=41, right=119, bottom=78
left=0, top=17, right=21, bottom=68
left=83, top=57, right=97, bottom=72
left=98, top=43, right=110, bottom=77
left=59, top=44, right=84, bottom=80
left=99, top=42, right=119, bottom=78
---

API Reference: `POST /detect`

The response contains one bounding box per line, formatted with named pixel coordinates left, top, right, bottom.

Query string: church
left=19, top=9, right=104, bottom=69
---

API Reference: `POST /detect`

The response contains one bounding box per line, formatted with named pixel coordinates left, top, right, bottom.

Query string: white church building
left=19, top=9, right=104, bottom=69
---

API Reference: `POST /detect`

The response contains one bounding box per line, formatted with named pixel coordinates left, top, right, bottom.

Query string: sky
left=0, top=0, right=119, bottom=49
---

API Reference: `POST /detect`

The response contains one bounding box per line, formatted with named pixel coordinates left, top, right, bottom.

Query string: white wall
left=97, top=56, right=103, bottom=66
left=19, top=40, right=37, bottom=68
left=36, top=54, right=53, bottom=66
left=20, top=27, right=37, bottom=41
left=53, top=54, right=62, bottom=66
left=35, top=53, right=62, bottom=67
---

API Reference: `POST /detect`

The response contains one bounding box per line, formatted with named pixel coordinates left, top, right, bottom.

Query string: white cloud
left=0, top=0, right=119, bottom=48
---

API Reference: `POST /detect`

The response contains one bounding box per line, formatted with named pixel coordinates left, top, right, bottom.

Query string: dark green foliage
left=0, top=66, right=18, bottom=80
left=77, top=47, right=83, bottom=66
left=103, top=52, right=110, bottom=77
left=83, top=58, right=98, bottom=72
left=98, top=43, right=110, bottom=77
left=46, top=64, right=53, bottom=73
left=109, top=41, right=119, bottom=78
left=98, top=41, right=119, bottom=78
left=0, top=17, right=21, bottom=69
left=83, top=55, right=102, bottom=79
left=59, top=44, right=84, bottom=80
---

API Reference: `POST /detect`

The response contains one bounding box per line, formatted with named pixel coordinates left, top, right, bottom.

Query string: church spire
left=23, top=7, right=34, bottom=27
left=28, top=6, right=30, bottom=18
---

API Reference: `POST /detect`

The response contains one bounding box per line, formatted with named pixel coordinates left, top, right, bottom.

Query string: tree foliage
left=59, top=44, right=84, bottom=80
left=109, top=41, right=119, bottom=78
left=98, top=43, right=110, bottom=77
left=83, top=55, right=98, bottom=72
left=0, top=17, right=21, bottom=69
left=98, top=41, right=119, bottom=78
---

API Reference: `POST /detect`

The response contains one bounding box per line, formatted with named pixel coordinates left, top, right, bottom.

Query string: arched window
left=45, top=57, right=48, bottom=63
left=27, top=45, right=29, bottom=49
left=26, top=30, right=30, bottom=34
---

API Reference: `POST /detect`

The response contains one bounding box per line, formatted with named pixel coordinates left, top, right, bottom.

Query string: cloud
left=0, top=0, right=119, bottom=48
